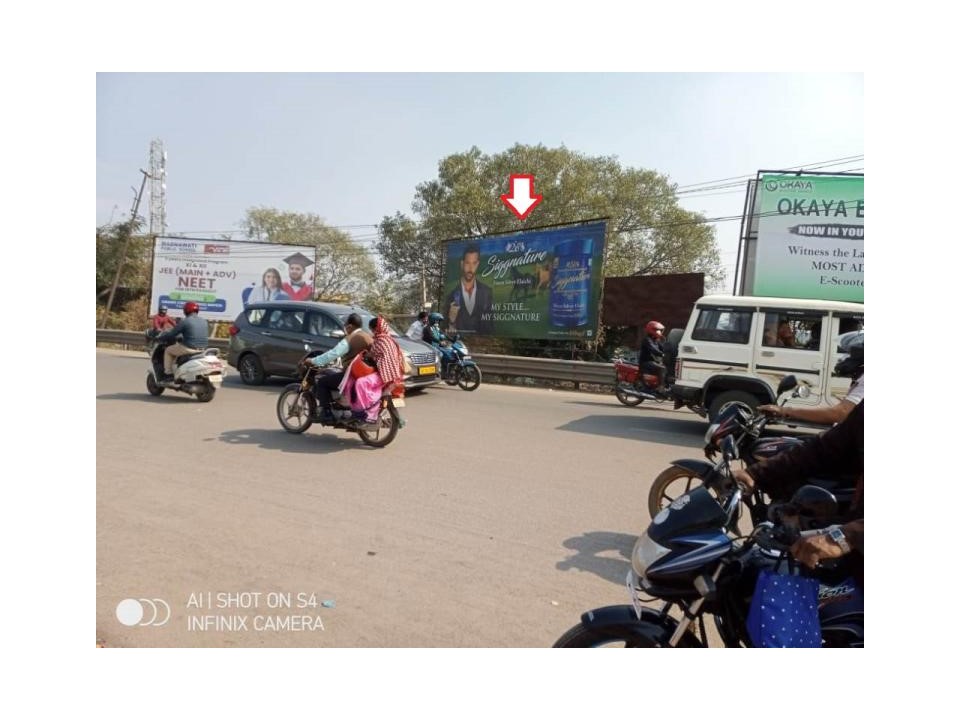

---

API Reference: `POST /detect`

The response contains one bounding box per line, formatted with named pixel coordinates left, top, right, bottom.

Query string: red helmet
left=645, top=320, right=665, bottom=339
left=183, top=301, right=200, bottom=315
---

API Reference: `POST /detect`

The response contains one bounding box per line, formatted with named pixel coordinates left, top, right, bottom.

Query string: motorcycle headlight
left=631, top=533, right=671, bottom=579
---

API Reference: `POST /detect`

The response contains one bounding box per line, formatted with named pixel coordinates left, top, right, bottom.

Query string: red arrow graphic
left=500, top=174, right=543, bottom=220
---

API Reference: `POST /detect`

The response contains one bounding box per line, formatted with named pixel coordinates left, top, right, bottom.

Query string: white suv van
left=670, top=295, right=864, bottom=422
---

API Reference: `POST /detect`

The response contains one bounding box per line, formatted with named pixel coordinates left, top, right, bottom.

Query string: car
left=227, top=300, right=443, bottom=388
left=670, top=294, right=864, bottom=422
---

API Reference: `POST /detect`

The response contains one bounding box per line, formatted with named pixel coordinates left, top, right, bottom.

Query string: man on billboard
left=443, top=244, right=493, bottom=335
left=282, top=252, right=315, bottom=301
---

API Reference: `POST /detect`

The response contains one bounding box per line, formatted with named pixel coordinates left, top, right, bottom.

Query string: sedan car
left=227, top=300, right=442, bottom=387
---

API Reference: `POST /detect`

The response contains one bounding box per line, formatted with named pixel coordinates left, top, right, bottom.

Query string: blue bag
left=746, top=568, right=821, bottom=648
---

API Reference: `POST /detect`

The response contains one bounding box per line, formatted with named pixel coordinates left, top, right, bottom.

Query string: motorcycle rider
left=422, top=312, right=454, bottom=378
left=308, top=313, right=373, bottom=420
left=639, top=320, right=667, bottom=391
left=734, top=401, right=864, bottom=586
left=156, top=301, right=208, bottom=383
left=757, top=331, right=864, bottom=425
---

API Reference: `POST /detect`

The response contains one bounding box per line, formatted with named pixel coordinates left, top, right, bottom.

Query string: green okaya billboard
left=755, top=174, right=863, bottom=302
left=440, top=221, right=607, bottom=340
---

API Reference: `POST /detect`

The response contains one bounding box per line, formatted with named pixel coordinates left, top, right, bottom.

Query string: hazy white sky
left=96, top=72, right=863, bottom=291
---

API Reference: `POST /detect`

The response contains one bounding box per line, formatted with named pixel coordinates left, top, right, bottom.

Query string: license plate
left=418, top=365, right=437, bottom=375
left=208, top=374, right=223, bottom=384
left=392, top=398, right=406, bottom=408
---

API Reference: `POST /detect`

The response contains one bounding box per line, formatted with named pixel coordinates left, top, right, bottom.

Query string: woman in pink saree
left=339, top=316, right=406, bottom=423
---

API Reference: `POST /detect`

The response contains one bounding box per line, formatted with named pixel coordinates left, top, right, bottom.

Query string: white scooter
left=144, top=329, right=225, bottom=402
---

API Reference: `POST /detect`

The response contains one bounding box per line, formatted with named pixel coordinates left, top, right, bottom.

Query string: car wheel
left=708, top=390, right=758, bottom=423
left=238, top=353, right=266, bottom=385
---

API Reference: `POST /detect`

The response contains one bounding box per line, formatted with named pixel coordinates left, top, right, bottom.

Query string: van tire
left=708, top=390, right=758, bottom=423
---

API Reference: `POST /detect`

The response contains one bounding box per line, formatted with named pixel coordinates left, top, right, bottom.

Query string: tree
left=96, top=219, right=151, bottom=299
left=377, top=144, right=725, bottom=304
left=242, top=208, right=377, bottom=303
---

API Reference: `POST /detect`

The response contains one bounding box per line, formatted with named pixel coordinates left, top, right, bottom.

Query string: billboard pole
left=100, top=169, right=149, bottom=328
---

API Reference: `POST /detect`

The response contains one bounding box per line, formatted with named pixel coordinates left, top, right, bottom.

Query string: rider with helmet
left=758, top=330, right=864, bottom=425
left=423, top=312, right=454, bottom=377
left=639, top=320, right=667, bottom=390
left=155, top=301, right=209, bottom=383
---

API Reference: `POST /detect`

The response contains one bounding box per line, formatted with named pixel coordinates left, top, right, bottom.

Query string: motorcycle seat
left=175, top=352, right=205, bottom=366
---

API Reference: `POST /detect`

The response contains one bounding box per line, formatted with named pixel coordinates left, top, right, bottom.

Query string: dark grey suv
left=227, top=301, right=442, bottom=387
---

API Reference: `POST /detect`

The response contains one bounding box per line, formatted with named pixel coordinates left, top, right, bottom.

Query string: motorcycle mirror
left=788, top=485, right=839, bottom=519
left=776, top=375, right=798, bottom=395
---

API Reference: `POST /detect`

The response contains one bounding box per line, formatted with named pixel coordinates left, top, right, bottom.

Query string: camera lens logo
left=116, top=598, right=171, bottom=627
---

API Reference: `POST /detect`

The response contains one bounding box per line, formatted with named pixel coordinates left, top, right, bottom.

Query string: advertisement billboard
left=753, top=174, right=863, bottom=302
left=441, top=221, right=607, bottom=340
left=150, top=238, right=318, bottom=321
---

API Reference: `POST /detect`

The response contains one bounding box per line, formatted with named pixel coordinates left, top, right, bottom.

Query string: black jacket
left=639, top=336, right=664, bottom=364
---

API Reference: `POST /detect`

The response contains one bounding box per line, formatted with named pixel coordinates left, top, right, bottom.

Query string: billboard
left=753, top=174, right=863, bottom=302
left=441, top=221, right=607, bottom=340
left=151, top=238, right=317, bottom=321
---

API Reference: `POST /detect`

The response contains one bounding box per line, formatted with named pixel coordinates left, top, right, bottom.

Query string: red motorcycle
left=614, top=357, right=672, bottom=406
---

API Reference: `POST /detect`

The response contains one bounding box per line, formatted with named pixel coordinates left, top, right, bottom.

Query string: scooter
left=144, top=329, right=225, bottom=402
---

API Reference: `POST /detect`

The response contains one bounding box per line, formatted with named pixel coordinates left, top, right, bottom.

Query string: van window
left=266, top=309, right=305, bottom=333
left=306, top=312, right=339, bottom=337
left=245, top=308, right=266, bottom=326
left=762, top=312, right=824, bottom=351
left=691, top=308, right=753, bottom=344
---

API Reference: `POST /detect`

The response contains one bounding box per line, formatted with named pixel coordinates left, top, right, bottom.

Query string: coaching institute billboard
left=150, top=238, right=318, bottom=321
left=441, top=222, right=607, bottom=340
left=753, top=174, right=863, bottom=302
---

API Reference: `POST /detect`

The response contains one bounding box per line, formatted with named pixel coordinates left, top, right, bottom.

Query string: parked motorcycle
left=144, top=329, right=225, bottom=402
left=553, top=437, right=863, bottom=648
left=647, top=375, right=857, bottom=526
left=439, top=334, right=481, bottom=391
left=614, top=357, right=672, bottom=406
left=276, top=349, right=403, bottom=448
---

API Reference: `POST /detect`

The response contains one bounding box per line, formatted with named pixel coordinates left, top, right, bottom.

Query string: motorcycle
left=647, top=375, right=857, bottom=527
left=144, top=329, right=225, bottom=402
left=553, top=437, right=863, bottom=648
left=276, top=348, right=403, bottom=448
left=614, top=357, right=672, bottom=406
left=439, top=334, right=482, bottom=391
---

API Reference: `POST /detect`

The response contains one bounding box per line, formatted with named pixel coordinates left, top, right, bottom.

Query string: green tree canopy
left=377, top=144, right=725, bottom=309
left=96, top=219, right=151, bottom=298
left=243, top=207, right=378, bottom=303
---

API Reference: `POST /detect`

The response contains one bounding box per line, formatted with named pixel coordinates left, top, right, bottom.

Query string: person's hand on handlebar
left=789, top=532, right=846, bottom=569
left=732, top=468, right=756, bottom=494
left=757, top=403, right=790, bottom=419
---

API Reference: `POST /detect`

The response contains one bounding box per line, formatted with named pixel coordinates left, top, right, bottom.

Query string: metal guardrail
left=96, top=330, right=617, bottom=386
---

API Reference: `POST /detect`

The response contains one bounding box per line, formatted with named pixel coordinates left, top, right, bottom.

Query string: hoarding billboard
left=441, top=221, right=607, bottom=340
left=753, top=174, right=863, bottom=302
left=150, top=238, right=317, bottom=321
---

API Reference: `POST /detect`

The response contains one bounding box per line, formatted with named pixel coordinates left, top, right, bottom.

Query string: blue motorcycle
left=439, top=334, right=482, bottom=391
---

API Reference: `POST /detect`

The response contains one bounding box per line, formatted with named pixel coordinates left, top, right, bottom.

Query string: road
left=96, top=348, right=713, bottom=647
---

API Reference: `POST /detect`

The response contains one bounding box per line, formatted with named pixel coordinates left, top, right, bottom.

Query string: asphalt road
left=96, top=347, right=714, bottom=647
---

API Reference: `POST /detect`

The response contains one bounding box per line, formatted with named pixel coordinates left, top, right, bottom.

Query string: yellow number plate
left=417, top=365, right=437, bottom=375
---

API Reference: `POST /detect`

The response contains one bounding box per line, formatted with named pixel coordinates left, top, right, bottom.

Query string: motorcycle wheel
left=358, top=404, right=399, bottom=448
left=615, top=385, right=643, bottom=406
left=277, top=387, right=315, bottom=434
left=647, top=466, right=706, bottom=518
left=195, top=381, right=216, bottom=403
left=146, top=374, right=164, bottom=396
left=552, top=621, right=699, bottom=648
left=457, top=365, right=481, bottom=391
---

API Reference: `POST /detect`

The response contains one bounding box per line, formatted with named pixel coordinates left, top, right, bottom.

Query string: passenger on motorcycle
left=423, top=312, right=454, bottom=377
left=758, top=331, right=864, bottom=425
left=156, top=301, right=208, bottom=382
left=308, top=313, right=373, bottom=419
left=639, top=320, right=667, bottom=390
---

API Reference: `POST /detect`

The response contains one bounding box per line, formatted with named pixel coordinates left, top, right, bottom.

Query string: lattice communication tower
left=148, top=139, right=167, bottom=235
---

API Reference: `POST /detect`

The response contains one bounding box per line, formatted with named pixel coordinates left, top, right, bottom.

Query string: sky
left=96, top=73, right=864, bottom=292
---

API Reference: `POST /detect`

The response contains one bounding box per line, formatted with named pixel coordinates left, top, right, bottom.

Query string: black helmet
left=834, top=331, right=864, bottom=378
left=428, top=312, right=444, bottom=325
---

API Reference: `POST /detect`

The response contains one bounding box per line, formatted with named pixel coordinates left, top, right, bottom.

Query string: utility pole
left=100, top=169, right=149, bottom=328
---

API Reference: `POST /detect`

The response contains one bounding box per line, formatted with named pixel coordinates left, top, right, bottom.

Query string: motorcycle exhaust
left=617, top=384, right=658, bottom=401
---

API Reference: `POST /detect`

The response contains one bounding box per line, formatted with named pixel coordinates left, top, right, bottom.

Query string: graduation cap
left=283, top=251, right=315, bottom=268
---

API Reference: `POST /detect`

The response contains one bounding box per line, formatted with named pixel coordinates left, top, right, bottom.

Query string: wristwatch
left=827, top=526, right=851, bottom=553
